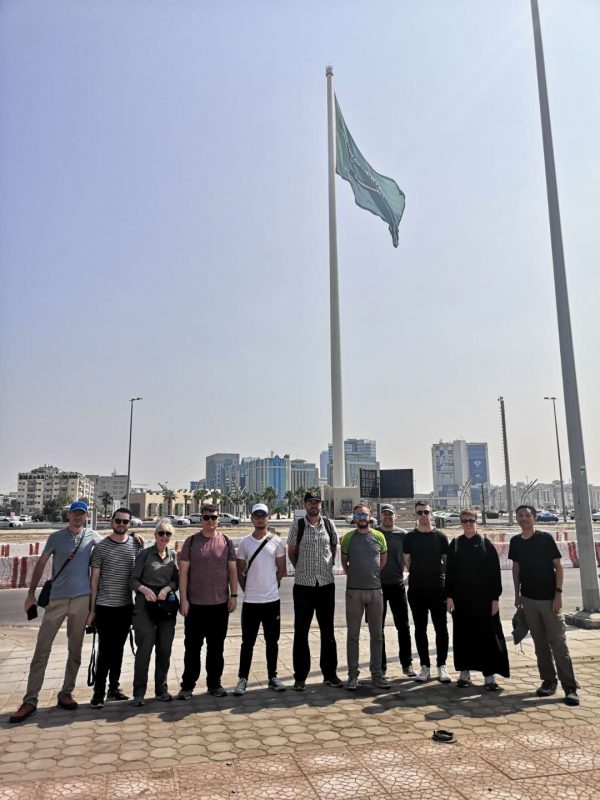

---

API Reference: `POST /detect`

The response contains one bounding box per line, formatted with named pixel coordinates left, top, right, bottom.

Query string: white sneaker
left=415, top=666, right=431, bottom=682
left=233, top=678, right=247, bottom=696
left=438, top=665, right=451, bottom=684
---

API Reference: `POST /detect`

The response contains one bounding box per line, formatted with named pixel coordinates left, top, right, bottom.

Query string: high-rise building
left=291, top=460, right=319, bottom=493
left=467, top=442, right=490, bottom=505
left=431, top=440, right=490, bottom=507
left=88, top=471, right=129, bottom=506
left=327, top=439, right=379, bottom=487
left=245, top=455, right=291, bottom=500
left=17, top=466, right=96, bottom=515
left=205, top=453, right=240, bottom=493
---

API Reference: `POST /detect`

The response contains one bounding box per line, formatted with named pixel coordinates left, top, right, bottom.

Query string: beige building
left=128, top=489, right=212, bottom=520
left=17, top=465, right=96, bottom=515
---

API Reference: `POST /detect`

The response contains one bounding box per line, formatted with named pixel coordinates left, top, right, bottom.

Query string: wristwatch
left=230, top=594, right=238, bottom=597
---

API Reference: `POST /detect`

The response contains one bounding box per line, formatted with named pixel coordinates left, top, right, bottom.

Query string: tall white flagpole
left=530, top=0, right=599, bottom=616
left=326, top=65, right=345, bottom=489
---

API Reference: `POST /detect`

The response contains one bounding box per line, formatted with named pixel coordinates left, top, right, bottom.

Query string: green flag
left=335, top=96, right=405, bottom=247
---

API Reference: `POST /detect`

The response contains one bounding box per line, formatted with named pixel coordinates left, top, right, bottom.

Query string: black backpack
left=296, top=516, right=336, bottom=551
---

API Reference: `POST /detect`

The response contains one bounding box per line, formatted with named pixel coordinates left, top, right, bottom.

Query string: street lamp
left=126, top=397, right=143, bottom=509
left=544, top=396, right=567, bottom=523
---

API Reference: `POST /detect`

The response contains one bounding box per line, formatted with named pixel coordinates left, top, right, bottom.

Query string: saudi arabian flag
left=335, top=96, right=405, bottom=247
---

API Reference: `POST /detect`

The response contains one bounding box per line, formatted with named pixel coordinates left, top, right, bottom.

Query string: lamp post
left=544, top=396, right=567, bottom=523
left=126, top=397, right=143, bottom=509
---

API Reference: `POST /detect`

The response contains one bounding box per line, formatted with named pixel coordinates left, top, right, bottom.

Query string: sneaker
left=484, top=675, right=499, bottom=692
left=177, top=688, right=193, bottom=700
left=8, top=702, right=37, bottom=724
left=207, top=685, right=228, bottom=697
left=155, top=691, right=173, bottom=702
left=323, top=676, right=344, bottom=688
left=402, top=665, right=417, bottom=678
left=131, top=696, right=145, bottom=707
left=437, top=665, right=451, bottom=684
left=233, top=678, right=248, bottom=696
left=371, top=675, right=391, bottom=690
left=268, top=677, right=286, bottom=692
left=57, top=693, right=78, bottom=710
left=564, top=690, right=580, bottom=706
left=293, top=680, right=306, bottom=692
left=106, top=687, right=129, bottom=702
left=536, top=680, right=558, bottom=697
left=415, top=666, right=431, bottom=683
left=344, top=677, right=359, bottom=691
left=90, top=693, right=105, bottom=709
left=457, top=670, right=472, bottom=688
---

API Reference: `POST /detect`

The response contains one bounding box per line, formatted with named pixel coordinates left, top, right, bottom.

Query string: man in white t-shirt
left=233, top=503, right=287, bottom=695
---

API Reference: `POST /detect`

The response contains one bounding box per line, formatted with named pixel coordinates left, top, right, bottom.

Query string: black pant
left=407, top=586, right=448, bottom=668
left=238, top=600, right=281, bottom=680
left=181, top=602, right=229, bottom=690
left=94, top=604, right=133, bottom=694
left=292, top=582, right=338, bottom=682
left=381, top=583, right=413, bottom=671
left=132, top=596, right=176, bottom=698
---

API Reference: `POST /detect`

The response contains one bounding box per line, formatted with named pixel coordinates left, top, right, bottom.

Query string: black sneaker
left=323, top=676, right=344, bottom=688
left=207, top=685, right=228, bottom=697
left=90, top=693, right=104, bottom=709
left=564, top=690, right=580, bottom=706
left=536, top=680, right=558, bottom=697
left=293, top=680, right=306, bottom=691
left=106, top=687, right=129, bottom=702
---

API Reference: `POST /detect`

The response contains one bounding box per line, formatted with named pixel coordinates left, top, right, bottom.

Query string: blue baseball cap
left=69, top=501, right=89, bottom=513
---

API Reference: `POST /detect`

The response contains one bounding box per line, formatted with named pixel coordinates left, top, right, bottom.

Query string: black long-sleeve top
left=445, top=534, right=502, bottom=602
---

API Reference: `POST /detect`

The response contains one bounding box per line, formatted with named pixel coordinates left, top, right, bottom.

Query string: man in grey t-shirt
left=340, top=503, right=388, bottom=691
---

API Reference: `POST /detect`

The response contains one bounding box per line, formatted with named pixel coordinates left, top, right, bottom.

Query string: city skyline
left=1, top=2, right=599, bottom=496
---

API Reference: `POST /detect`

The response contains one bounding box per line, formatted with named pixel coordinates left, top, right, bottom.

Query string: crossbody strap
left=244, top=534, right=274, bottom=577
left=52, top=531, right=86, bottom=584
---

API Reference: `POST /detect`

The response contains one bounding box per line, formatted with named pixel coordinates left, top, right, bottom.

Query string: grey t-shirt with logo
left=341, top=528, right=388, bottom=590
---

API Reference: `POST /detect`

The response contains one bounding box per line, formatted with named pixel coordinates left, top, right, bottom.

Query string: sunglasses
left=202, top=515, right=219, bottom=522
left=354, top=512, right=369, bottom=519
left=252, top=512, right=268, bottom=519
left=416, top=510, right=431, bottom=516
left=461, top=519, right=477, bottom=524
left=157, top=531, right=173, bottom=537
left=114, top=518, right=131, bottom=525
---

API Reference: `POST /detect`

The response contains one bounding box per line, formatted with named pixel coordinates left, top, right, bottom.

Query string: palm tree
left=99, top=491, right=113, bottom=519
left=273, top=502, right=287, bottom=520
left=284, top=490, right=296, bottom=518
left=221, top=493, right=232, bottom=513
left=183, top=493, right=191, bottom=516
left=211, top=490, right=222, bottom=510
left=193, top=488, right=209, bottom=512
left=294, top=486, right=306, bottom=509
left=160, top=484, right=176, bottom=515
left=262, top=486, right=277, bottom=510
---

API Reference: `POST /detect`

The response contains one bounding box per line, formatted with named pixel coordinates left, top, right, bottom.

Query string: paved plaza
left=0, top=616, right=598, bottom=799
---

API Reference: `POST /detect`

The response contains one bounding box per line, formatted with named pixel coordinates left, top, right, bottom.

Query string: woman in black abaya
left=446, top=509, right=510, bottom=690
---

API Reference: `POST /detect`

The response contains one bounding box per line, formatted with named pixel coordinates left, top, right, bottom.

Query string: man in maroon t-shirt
left=177, top=504, right=238, bottom=698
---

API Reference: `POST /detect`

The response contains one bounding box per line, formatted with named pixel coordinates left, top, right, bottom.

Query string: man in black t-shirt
left=403, top=502, right=451, bottom=684
left=509, top=505, right=579, bottom=706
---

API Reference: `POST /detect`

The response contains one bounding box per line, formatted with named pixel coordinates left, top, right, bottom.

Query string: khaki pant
left=24, top=595, right=89, bottom=706
left=346, top=589, right=384, bottom=679
left=521, top=596, right=578, bottom=691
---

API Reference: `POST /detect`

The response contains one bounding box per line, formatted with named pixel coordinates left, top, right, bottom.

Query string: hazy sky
left=1, top=0, right=599, bottom=494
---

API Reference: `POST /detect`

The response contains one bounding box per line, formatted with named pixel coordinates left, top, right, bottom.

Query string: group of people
left=8, top=492, right=579, bottom=723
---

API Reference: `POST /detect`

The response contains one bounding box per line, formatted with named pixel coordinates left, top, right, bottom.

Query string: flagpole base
left=564, top=610, right=600, bottom=630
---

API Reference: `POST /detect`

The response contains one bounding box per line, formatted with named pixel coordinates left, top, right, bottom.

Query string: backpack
left=296, top=516, right=335, bottom=551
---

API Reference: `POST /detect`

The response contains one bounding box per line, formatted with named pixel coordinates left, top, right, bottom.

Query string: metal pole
left=530, top=0, right=599, bottom=612
left=498, top=397, right=513, bottom=526
left=126, top=397, right=142, bottom=509
left=545, top=396, right=567, bottom=522
left=326, top=65, right=345, bottom=488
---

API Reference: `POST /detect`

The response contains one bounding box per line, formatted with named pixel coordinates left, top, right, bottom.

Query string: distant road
left=0, top=571, right=588, bottom=628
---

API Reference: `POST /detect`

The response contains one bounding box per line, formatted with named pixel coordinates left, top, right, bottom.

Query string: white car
left=130, top=516, right=143, bottom=527
left=592, top=511, right=600, bottom=522
left=219, top=513, right=240, bottom=526
left=2, top=517, right=24, bottom=528
left=165, top=515, right=191, bottom=527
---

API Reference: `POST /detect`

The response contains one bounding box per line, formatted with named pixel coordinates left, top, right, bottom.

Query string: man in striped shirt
left=87, top=508, right=144, bottom=708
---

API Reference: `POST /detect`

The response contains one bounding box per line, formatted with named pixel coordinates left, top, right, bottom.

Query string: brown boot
left=8, top=702, right=37, bottom=723
left=57, top=693, right=78, bottom=710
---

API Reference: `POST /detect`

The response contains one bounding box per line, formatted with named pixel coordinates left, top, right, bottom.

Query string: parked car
left=591, top=511, right=600, bottom=522
left=486, top=510, right=500, bottom=519
left=219, top=513, right=240, bottom=526
left=165, top=515, right=191, bottom=527
left=536, top=511, right=559, bottom=523
left=19, top=515, right=32, bottom=522
left=1, top=517, right=24, bottom=528
left=129, top=516, right=143, bottom=527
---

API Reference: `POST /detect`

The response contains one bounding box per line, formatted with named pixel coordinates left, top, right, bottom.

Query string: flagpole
left=326, top=65, right=345, bottom=489
left=530, top=0, right=599, bottom=617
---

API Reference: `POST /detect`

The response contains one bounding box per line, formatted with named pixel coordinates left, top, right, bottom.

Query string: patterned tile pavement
left=0, top=622, right=597, bottom=798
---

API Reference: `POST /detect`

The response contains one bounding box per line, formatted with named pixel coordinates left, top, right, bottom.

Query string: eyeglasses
left=354, top=512, right=369, bottom=519
left=202, top=515, right=219, bottom=522
left=252, top=512, right=268, bottom=519
left=461, top=519, right=477, bottom=524
left=416, top=510, right=431, bottom=516
left=114, top=518, right=131, bottom=525
left=157, top=531, right=173, bottom=537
